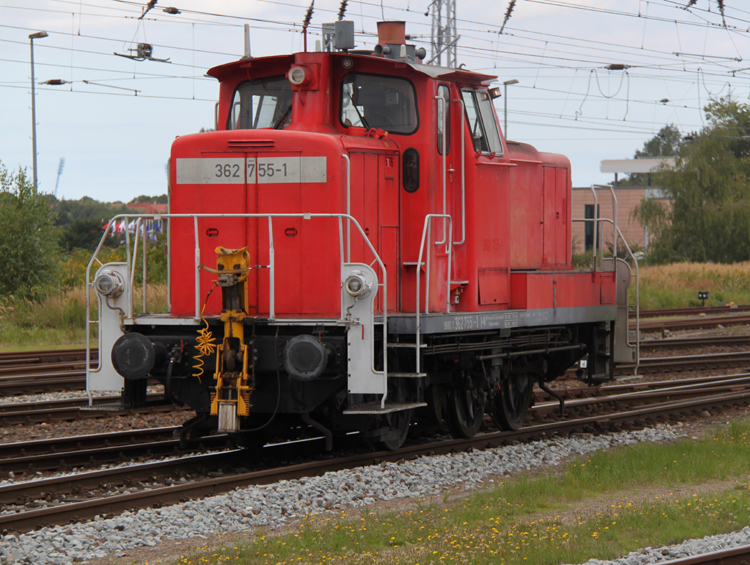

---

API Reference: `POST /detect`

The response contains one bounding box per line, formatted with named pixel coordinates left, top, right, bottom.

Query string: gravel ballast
left=575, top=527, right=750, bottom=565
left=0, top=425, right=695, bottom=565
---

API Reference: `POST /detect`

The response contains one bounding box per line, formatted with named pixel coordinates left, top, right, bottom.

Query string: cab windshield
left=227, top=76, right=292, bottom=130
left=340, top=73, right=418, bottom=134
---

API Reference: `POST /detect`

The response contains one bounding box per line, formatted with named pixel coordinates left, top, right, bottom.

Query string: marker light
left=94, top=269, right=124, bottom=297
left=289, top=66, right=309, bottom=86
left=344, top=272, right=371, bottom=298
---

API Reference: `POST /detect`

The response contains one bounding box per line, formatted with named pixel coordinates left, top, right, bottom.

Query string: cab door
left=460, top=88, right=510, bottom=308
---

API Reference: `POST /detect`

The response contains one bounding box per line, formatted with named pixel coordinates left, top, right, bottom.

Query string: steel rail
left=0, top=397, right=180, bottom=427
left=634, top=314, right=750, bottom=332
left=616, top=350, right=750, bottom=375
left=531, top=374, right=750, bottom=417
left=0, top=432, right=231, bottom=475
left=632, top=305, right=750, bottom=319
left=659, top=545, right=750, bottom=565
left=3, top=386, right=750, bottom=533
left=640, top=335, right=750, bottom=349
left=0, top=362, right=87, bottom=377
left=0, top=425, right=180, bottom=460
left=603, top=372, right=750, bottom=392
left=0, top=349, right=93, bottom=364
left=0, top=375, right=87, bottom=397
left=0, top=449, right=242, bottom=506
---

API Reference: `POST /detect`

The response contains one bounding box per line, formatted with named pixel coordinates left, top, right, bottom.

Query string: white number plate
left=248, top=157, right=326, bottom=184
left=176, top=157, right=326, bottom=185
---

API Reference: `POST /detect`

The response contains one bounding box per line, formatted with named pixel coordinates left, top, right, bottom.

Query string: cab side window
left=437, top=85, right=451, bottom=155
left=461, top=89, right=503, bottom=156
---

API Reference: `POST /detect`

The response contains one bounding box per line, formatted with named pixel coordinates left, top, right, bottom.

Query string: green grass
left=632, top=261, right=750, bottom=310
left=162, top=419, right=750, bottom=565
left=0, top=284, right=167, bottom=351
left=637, top=285, right=750, bottom=311
left=0, top=289, right=90, bottom=349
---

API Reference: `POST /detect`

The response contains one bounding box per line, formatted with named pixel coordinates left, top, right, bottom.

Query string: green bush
left=0, top=162, right=60, bottom=299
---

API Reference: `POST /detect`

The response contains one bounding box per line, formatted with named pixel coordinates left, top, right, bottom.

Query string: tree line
left=634, top=97, right=750, bottom=264
left=0, top=162, right=166, bottom=298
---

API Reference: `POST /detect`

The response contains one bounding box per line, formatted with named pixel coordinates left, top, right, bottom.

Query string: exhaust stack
left=374, top=21, right=426, bottom=63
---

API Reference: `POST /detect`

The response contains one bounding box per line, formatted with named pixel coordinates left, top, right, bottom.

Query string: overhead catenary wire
left=2, top=0, right=749, bottom=156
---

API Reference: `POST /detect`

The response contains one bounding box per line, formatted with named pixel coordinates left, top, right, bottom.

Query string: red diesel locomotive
left=86, top=21, right=637, bottom=450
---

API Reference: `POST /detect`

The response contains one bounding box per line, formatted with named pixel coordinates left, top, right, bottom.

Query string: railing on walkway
left=414, top=214, right=454, bottom=375
left=572, top=184, right=640, bottom=375
left=85, top=212, right=388, bottom=379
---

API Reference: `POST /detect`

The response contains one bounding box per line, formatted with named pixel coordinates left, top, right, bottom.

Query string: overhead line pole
left=430, top=0, right=458, bottom=68
left=29, top=30, right=48, bottom=191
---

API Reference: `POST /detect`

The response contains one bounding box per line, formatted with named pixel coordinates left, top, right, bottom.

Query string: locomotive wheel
left=446, top=373, right=486, bottom=439
left=379, top=407, right=412, bottom=450
left=492, top=374, right=534, bottom=431
left=415, top=384, right=446, bottom=431
left=378, top=380, right=413, bottom=451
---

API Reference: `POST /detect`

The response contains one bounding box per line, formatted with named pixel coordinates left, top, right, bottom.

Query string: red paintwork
left=510, top=271, right=616, bottom=310
left=168, top=48, right=615, bottom=320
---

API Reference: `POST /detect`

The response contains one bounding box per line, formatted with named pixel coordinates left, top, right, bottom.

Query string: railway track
left=618, top=351, right=750, bottom=375
left=0, top=393, right=180, bottom=426
left=0, top=348, right=93, bottom=366
left=0, top=372, right=86, bottom=397
left=0, top=427, right=233, bottom=475
left=0, top=349, right=98, bottom=396
left=641, top=335, right=750, bottom=349
left=3, top=374, right=749, bottom=533
left=668, top=546, right=750, bottom=565
left=632, top=305, right=750, bottom=319
left=635, top=314, right=750, bottom=332
left=4, top=375, right=742, bottom=472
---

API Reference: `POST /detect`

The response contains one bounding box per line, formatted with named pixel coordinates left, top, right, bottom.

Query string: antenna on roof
left=303, top=0, right=315, bottom=52
left=242, top=24, right=252, bottom=59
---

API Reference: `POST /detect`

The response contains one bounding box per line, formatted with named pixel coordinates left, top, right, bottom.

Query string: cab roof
left=206, top=52, right=497, bottom=85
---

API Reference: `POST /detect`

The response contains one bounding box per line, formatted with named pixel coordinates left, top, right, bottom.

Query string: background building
left=571, top=158, right=674, bottom=256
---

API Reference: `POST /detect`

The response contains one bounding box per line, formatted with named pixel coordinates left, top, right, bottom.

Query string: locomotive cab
left=86, top=20, right=637, bottom=452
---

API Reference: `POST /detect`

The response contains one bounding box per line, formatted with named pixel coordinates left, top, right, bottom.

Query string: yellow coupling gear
left=208, top=246, right=254, bottom=433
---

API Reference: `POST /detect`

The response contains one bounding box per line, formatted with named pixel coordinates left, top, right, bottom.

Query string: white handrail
left=342, top=154, right=351, bottom=263
left=414, top=214, right=453, bottom=375
left=85, top=219, right=119, bottom=403
left=86, top=212, right=390, bottom=401
left=589, top=185, right=598, bottom=271
left=598, top=217, right=640, bottom=375
left=435, top=96, right=448, bottom=245
left=193, top=217, right=200, bottom=319
left=617, top=225, right=639, bottom=376
left=453, top=97, right=466, bottom=245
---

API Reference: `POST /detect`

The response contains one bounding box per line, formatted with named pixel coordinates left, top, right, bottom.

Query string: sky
left=2, top=0, right=750, bottom=202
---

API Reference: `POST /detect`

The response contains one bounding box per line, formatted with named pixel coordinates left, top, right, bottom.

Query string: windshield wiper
left=273, top=105, right=292, bottom=129
left=347, top=90, right=369, bottom=129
